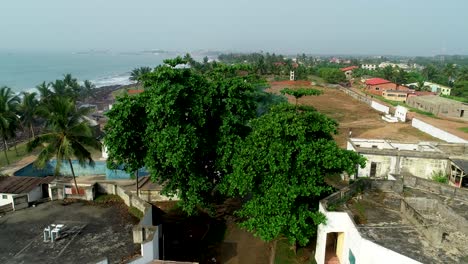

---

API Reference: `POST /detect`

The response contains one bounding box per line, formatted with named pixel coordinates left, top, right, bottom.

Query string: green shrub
left=431, top=171, right=448, bottom=184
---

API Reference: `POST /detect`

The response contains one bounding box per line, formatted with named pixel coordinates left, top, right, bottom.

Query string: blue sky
left=0, top=0, right=467, bottom=55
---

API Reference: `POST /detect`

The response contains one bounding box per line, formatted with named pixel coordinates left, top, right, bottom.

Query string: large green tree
left=0, top=86, right=20, bottom=164
left=104, top=95, right=148, bottom=196
left=106, top=58, right=262, bottom=214
left=318, top=68, right=346, bottom=84
left=28, top=97, right=101, bottom=191
left=222, top=103, right=365, bottom=246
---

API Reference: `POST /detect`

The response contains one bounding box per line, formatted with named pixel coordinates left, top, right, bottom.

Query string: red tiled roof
left=128, top=89, right=144, bottom=95
left=340, top=66, right=359, bottom=72
left=365, top=78, right=391, bottom=85
left=0, top=176, right=54, bottom=194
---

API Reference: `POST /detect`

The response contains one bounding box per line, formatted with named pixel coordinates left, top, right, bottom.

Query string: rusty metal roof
left=0, top=176, right=54, bottom=194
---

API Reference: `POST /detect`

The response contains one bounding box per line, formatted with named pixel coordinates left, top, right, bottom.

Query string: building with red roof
left=340, top=66, right=359, bottom=72
left=364, top=78, right=402, bottom=95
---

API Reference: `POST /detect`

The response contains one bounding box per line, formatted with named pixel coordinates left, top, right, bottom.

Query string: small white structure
left=347, top=138, right=450, bottom=179
left=394, top=105, right=408, bottom=122
left=289, top=71, right=295, bottom=81
left=0, top=176, right=53, bottom=207
left=406, top=81, right=451, bottom=95
left=361, top=64, right=376, bottom=70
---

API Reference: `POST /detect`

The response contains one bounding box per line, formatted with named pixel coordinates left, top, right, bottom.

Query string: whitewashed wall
left=412, top=118, right=467, bottom=143
left=315, top=203, right=422, bottom=264
left=0, top=193, right=15, bottom=207
left=395, top=106, right=408, bottom=122
left=371, top=101, right=390, bottom=114
left=27, top=186, right=43, bottom=203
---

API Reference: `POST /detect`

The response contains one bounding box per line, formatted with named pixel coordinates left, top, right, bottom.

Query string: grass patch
left=458, top=127, right=468, bottom=133
left=275, top=239, right=316, bottom=264
left=94, top=194, right=123, bottom=203
left=441, top=95, right=468, bottom=103
left=0, top=141, right=33, bottom=168
left=129, top=206, right=144, bottom=219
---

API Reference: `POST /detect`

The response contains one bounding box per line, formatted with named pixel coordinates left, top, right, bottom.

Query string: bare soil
left=268, top=81, right=440, bottom=147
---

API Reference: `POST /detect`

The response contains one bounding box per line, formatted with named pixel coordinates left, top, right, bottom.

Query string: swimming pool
left=14, top=160, right=149, bottom=180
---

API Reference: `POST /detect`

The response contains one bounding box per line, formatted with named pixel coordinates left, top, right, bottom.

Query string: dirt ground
left=268, top=81, right=440, bottom=147
left=218, top=222, right=271, bottom=264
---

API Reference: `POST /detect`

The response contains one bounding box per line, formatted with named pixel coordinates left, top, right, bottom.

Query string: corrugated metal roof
left=0, top=176, right=54, bottom=194
left=452, top=159, right=468, bottom=174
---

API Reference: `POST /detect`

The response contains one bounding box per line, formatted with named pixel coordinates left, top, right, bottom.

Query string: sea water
left=0, top=50, right=172, bottom=93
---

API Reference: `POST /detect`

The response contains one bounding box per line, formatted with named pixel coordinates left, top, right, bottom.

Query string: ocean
left=0, top=51, right=174, bottom=93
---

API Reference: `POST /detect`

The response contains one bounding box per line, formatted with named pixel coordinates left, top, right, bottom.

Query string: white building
left=0, top=176, right=53, bottom=207
left=347, top=138, right=468, bottom=186
left=315, top=178, right=468, bottom=264
left=406, top=81, right=452, bottom=96
left=361, top=64, right=376, bottom=70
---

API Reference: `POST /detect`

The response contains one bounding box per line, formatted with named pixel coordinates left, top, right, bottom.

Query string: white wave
left=88, top=73, right=136, bottom=88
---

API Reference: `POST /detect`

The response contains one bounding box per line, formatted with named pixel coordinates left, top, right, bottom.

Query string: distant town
left=0, top=51, right=467, bottom=264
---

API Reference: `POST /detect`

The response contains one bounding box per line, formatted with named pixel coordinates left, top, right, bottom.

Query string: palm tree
left=19, top=92, right=39, bottom=141
left=416, top=79, right=428, bottom=91
left=129, top=67, right=152, bottom=84
left=28, top=97, right=101, bottom=191
left=36, top=81, right=52, bottom=102
left=0, top=86, right=20, bottom=164
left=443, top=64, right=457, bottom=84
left=80, top=80, right=95, bottom=102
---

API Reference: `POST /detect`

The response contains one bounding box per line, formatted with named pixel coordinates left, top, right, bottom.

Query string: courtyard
left=0, top=200, right=139, bottom=264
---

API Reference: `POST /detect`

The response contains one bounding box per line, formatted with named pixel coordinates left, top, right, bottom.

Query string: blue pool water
left=14, top=160, right=149, bottom=180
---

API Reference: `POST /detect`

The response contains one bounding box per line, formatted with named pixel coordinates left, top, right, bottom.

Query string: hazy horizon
left=1, top=0, right=467, bottom=56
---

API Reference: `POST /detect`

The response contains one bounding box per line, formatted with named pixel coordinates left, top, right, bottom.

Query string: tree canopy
left=222, top=103, right=365, bottom=245
left=105, top=57, right=365, bottom=245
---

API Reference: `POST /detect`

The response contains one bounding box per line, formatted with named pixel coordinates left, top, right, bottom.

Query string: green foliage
left=129, top=206, right=144, bottom=219
left=458, top=127, right=468, bottom=133
left=104, top=95, right=147, bottom=174
left=317, top=68, right=346, bottom=84
left=280, top=88, right=323, bottom=99
left=431, top=171, right=448, bottom=184
left=222, top=103, right=365, bottom=246
left=27, top=97, right=101, bottom=190
left=0, top=86, right=20, bottom=164
left=452, top=80, right=468, bottom=98
left=105, top=58, right=266, bottom=215
left=130, top=66, right=152, bottom=83
left=94, top=194, right=123, bottom=203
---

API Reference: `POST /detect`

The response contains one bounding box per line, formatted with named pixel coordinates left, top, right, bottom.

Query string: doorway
left=370, top=162, right=377, bottom=177
left=325, top=232, right=344, bottom=264
left=42, top=184, right=49, bottom=198
left=461, top=110, right=465, bottom=118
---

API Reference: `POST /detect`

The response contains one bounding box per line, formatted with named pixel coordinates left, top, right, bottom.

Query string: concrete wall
left=358, top=154, right=395, bottom=178
left=315, top=202, right=422, bottom=264
left=370, top=101, right=390, bottom=114
left=412, top=118, right=468, bottom=143
left=403, top=175, right=468, bottom=202
left=395, top=106, right=408, bottom=122
left=338, top=87, right=372, bottom=105
left=97, top=183, right=160, bottom=263
left=400, top=157, right=448, bottom=179
left=27, top=186, right=43, bottom=203
left=0, top=193, right=15, bottom=207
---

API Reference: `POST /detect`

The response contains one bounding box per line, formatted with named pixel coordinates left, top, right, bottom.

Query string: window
left=375, top=87, right=380, bottom=91
left=2, top=194, right=7, bottom=199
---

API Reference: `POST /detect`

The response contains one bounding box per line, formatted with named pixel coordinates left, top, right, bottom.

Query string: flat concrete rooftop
left=346, top=189, right=468, bottom=264
left=0, top=200, right=139, bottom=264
